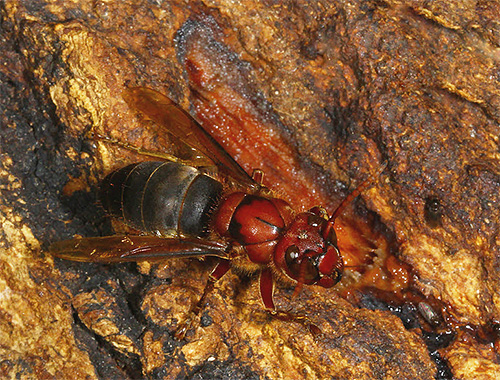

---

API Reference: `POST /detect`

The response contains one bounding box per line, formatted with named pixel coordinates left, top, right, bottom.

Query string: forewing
left=123, top=87, right=258, bottom=189
left=50, top=235, right=229, bottom=263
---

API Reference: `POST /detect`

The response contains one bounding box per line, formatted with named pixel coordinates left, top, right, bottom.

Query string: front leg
left=259, top=269, right=322, bottom=337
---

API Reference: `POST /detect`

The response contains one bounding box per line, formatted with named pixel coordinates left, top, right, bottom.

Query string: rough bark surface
left=1, top=0, right=499, bottom=379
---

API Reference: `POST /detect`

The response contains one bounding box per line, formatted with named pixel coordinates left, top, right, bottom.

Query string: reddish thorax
left=214, top=192, right=293, bottom=265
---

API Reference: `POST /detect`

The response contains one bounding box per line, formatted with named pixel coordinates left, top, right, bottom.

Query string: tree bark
left=1, top=1, right=499, bottom=379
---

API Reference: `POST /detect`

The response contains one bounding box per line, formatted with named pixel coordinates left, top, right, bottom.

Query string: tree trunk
left=1, top=1, right=499, bottom=379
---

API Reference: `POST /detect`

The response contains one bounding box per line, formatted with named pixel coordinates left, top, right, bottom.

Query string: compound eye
left=307, top=213, right=324, bottom=227
left=309, top=206, right=328, bottom=219
left=285, top=246, right=320, bottom=283
left=285, top=245, right=300, bottom=269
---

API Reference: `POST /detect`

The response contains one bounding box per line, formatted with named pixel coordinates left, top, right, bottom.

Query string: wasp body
left=51, top=87, right=376, bottom=337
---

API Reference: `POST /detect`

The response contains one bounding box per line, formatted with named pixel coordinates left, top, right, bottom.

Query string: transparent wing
left=50, top=235, right=229, bottom=263
left=123, top=87, right=258, bottom=189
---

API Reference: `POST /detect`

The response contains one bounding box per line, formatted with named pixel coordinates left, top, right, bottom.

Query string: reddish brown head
left=274, top=207, right=344, bottom=288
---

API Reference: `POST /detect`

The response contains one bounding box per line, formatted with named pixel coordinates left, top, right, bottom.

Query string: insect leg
left=174, top=259, right=231, bottom=340
left=269, top=310, right=322, bottom=338
left=90, top=131, right=217, bottom=171
left=260, top=269, right=321, bottom=337
left=259, top=268, right=275, bottom=310
left=90, top=131, right=185, bottom=163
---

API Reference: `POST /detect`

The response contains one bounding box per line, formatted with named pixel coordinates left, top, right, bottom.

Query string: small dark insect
left=424, top=196, right=442, bottom=228
left=418, top=301, right=442, bottom=327
left=50, top=87, right=382, bottom=339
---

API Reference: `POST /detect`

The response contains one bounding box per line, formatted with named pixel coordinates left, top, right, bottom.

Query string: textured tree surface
left=1, top=0, right=500, bottom=379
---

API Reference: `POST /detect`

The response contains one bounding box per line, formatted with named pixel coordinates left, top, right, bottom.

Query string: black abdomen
left=99, top=162, right=223, bottom=237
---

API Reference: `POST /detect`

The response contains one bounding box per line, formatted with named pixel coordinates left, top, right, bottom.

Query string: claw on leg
left=259, top=268, right=322, bottom=338
left=267, top=309, right=322, bottom=339
left=174, top=313, right=197, bottom=340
